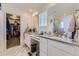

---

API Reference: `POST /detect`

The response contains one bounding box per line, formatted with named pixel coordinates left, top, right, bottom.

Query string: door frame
left=5, top=13, right=21, bottom=49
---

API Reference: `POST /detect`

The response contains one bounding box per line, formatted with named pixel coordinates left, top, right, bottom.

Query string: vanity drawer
left=40, top=51, right=47, bottom=56
left=48, top=39, right=74, bottom=55
left=40, top=38, right=48, bottom=52
left=40, top=48, right=48, bottom=56
left=40, top=37, right=48, bottom=55
left=25, top=34, right=31, bottom=48
left=48, top=45, right=71, bottom=56
left=73, top=46, right=79, bottom=56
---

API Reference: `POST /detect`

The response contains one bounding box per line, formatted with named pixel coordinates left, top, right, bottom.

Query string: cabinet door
left=40, top=38, right=48, bottom=56
left=48, top=45, right=72, bottom=56
left=25, top=34, right=31, bottom=48
left=74, top=46, right=79, bottom=56
left=48, top=39, right=72, bottom=56
left=40, top=51, right=47, bottom=56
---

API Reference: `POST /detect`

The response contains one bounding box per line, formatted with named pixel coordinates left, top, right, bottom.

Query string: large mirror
left=48, top=14, right=73, bottom=37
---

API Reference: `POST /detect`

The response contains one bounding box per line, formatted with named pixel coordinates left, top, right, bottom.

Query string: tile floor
left=7, top=37, right=20, bottom=49
left=1, top=46, right=29, bottom=56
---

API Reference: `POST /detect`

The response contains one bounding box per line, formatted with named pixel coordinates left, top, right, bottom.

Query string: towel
left=68, top=17, right=75, bottom=32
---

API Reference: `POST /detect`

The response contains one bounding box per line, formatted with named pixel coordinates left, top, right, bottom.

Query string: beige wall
left=0, top=4, right=38, bottom=52
left=0, top=3, right=79, bottom=54
left=21, top=13, right=38, bottom=45
left=0, top=4, right=24, bottom=54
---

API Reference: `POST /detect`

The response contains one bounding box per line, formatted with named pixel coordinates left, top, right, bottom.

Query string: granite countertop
left=25, top=33, right=40, bottom=41
left=25, top=33, right=79, bottom=47
left=39, top=35, right=79, bottom=47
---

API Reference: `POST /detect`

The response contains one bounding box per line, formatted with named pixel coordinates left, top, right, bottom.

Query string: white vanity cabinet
left=40, top=37, right=48, bottom=56
left=48, top=39, right=73, bottom=56
left=25, top=34, right=31, bottom=49
left=24, top=34, right=79, bottom=56
left=40, top=37, right=79, bottom=56
left=73, top=46, right=79, bottom=56
left=48, top=39, right=79, bottom=56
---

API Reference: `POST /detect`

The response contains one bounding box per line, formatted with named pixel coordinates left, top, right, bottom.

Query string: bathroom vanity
left=25, top=33, right=40, bottom=56
left=40, top=35, right=79, bottom=56
left=24, top=33, right=79, bottom=56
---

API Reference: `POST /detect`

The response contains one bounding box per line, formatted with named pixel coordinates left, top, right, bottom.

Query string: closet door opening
left=6, top=13, right=20, bottom=49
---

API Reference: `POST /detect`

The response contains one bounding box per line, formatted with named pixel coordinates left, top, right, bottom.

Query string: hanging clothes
left=74, top=17, right=79, bottom=39
left=6, top=18, right=11, bottom=33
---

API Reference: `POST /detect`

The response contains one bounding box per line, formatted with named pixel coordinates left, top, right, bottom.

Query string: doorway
left=6, top=13, right=20, bottom=49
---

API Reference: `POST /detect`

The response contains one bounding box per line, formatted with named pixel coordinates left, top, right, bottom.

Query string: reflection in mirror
left=48, top=15, right=73, bottom=37
left=59, top=15, right=72, bottom=38
left=49, top=16, right=59, bottom=36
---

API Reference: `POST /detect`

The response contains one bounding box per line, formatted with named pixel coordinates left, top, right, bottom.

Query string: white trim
left=5, top=12, right=21, bottom=50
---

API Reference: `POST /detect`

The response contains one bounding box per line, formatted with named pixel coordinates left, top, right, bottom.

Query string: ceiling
left=2, top=3, right=56, bottom=14
left=48, top=3, right=79, bottom=17
left=2, top=3, right=78, bottom=17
